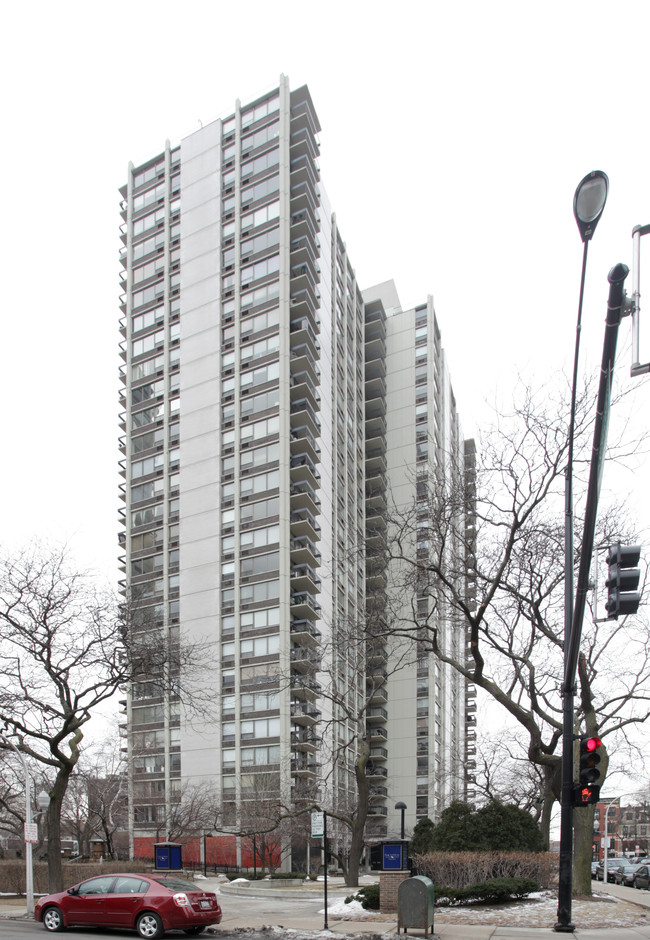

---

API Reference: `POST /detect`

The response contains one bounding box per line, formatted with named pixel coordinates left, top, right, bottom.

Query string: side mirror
left=68, top=886, right=79, bottom=896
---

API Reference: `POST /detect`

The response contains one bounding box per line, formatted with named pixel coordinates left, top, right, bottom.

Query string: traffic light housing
left=574, top=735, right=603, bottom=806
left=606, top=542, right=641, bottom=620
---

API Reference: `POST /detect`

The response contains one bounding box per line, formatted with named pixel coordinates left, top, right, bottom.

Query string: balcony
left=290, top=563, right=321, bottom=593
left=290, top=351, right=320, bottom=387
left=290, top=619, right=321, bottom=647
left=291, top=728, right=319, bottom=750
left=290, top=591, right=321, bottom=620
left=290, top=646, right=321, bottom=672
left=290, top=507, right=320, bottom=540
left=366, top=707, right=388, bottom=724
left=289, top=126, right=320, bottom=162
left=290, top=535, right=320, bottom=568
left=291, top=758, right=320, bottom=777
left=368, top=726, right=388, bottom=743
left=368, top=684, right=388, bottom=705
left=365, top=764, right=388, bottom=780
left=290, top=398, right=320, bottom=438
left=367, top=806, right=388, bottom=817
left=290, top=674, right=321, bottom=700
left=290, top=426, right=320, bottom=463
left=291, top=701, right=321, bottom=725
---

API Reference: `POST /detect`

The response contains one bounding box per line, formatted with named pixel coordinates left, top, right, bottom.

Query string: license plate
left=200, top=900, right=210, bottom=909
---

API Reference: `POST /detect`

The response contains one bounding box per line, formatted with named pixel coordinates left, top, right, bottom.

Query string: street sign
left=311, top=811, right=324, bottom=838
left=24, top=822, right=38, bottom=844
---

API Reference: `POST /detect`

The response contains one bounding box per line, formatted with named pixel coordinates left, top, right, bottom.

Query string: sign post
left=311, top=811, right=327, bottom=929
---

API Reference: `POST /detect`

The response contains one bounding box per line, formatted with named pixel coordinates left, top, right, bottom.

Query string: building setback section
left=119, top=75, right=475, bottom=868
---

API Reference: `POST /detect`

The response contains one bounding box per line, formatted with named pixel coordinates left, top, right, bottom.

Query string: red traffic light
left=585, top=737, right=602, bottom=752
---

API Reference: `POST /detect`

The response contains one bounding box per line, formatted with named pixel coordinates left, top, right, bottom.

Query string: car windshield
left=151, top=876, right=201, bottom=892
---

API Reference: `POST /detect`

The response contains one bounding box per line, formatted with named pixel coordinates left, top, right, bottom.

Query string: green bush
left=434, top=876, right=539, bottom=906
left=269, top=871, right=307, bottom=879
left=345, top=883, right=380, bottom=910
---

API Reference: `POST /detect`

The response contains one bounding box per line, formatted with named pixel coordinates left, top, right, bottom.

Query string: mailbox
left=154, top=842, right=183, bottom=870
left=397, top=875, right=435, bottom=935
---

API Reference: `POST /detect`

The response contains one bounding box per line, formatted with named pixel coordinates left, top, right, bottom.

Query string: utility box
left=154, top=842, right=183, bottom=871
left=397, top=875, right=435, bottom=935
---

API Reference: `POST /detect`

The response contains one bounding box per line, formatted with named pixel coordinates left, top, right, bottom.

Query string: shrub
left=269, top=872, right=307, bottom=879
left=345, top=883, right=380, bottom=910
left=413, top=851, right=555, bottom=890
left=434, top=877, right=539, bottom=906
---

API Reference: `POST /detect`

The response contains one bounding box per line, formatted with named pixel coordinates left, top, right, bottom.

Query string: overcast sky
left=2, top=0, right=649, bottom=581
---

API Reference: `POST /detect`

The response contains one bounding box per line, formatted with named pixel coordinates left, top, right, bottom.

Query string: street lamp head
left=36, top=791, right=50, bottom=812
left=395, top=801, right=407, bottom=810
left=574, top=170, right=609, bottom=243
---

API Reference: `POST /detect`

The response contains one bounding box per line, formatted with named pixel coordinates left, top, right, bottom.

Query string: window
left=240, top=579, right=279, bottom=605
left=241, top=201, right=280, bottom=233
left=241, top=744, right=280, bottom=766
left=240, top=634, right=280, bottom=657
left=240, top=496, right=279, bottom=525
left=241, top=552, right=279, bottom=578
left=241, top=443, right=279, bottom=472
left=240, top=524, right=279, bottom=550
left=241, top=96, right=279, bottom=129
left=241, top=689, right=279, bottom=711
left=240, top=469, right=279, bottom=498
left=241, top=334, right=280, bottom=366
left=241, top=716, right=280, bottom=738
left=241, top=607, right=280, bottom=630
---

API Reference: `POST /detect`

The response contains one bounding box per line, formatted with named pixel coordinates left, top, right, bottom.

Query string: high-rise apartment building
left=118, top=76, right=475, bottom=867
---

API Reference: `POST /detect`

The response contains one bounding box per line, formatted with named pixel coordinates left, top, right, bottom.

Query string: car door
left=635, top=865, right=649, bottom=888
left=67, top=876, right=116, bottom=925
left=105, top=876, right=151, bottom=926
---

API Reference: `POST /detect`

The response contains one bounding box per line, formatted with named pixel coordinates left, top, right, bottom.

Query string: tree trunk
left=345, top=747, right=370, bottom=887
left=46, top=766, right=74, bottom=892
left=539, top=763, right=561, bottom=850
left=573, top=804, right=595, bottom=896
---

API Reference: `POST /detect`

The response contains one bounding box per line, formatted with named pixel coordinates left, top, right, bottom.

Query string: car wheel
left=184, top=930, right=206, bottom=936
left=136, top=911, right=164, bottom=939
left=42, top=906, right=65, bottom=932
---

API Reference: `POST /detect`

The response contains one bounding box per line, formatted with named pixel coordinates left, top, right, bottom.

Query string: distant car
left=634, top=864, right=650, bottom=890
left=595, top=858, right=628, bottom=882
left=591, top=861, right=598, bottom=878
left=34, top=872, right=222, bottom=937
left=614, top=864, right=641, bottom=886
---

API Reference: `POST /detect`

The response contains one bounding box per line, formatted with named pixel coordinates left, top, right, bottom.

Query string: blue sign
left=383, top=843, right=405, bottom=870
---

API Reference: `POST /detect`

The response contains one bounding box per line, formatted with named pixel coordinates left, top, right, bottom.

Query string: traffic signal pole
left=555, top=263, right=629, bottom=932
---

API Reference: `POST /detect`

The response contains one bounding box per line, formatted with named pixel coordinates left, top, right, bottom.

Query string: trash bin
left=397, top=875, right=435, bottom=935
left=154, top=842, right=183, bottom=870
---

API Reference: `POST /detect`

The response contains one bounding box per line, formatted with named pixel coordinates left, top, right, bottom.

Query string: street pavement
left=4, top=876, right=650, bottom=939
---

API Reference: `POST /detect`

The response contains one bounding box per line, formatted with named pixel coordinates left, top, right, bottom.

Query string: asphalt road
left=0, top=890, right=329, bottom=939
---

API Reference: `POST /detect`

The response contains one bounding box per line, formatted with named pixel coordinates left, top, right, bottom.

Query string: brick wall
left=379, top=871, right=410, bottom=912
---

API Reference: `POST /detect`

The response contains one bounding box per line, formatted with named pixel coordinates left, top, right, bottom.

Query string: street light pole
left=556, top=171, right=609, bottom=934
left=603, top=797, right=620, bottom=884
left=0, top=733, right=35, bottom=915
left=395, top=801, right=406, bottom=841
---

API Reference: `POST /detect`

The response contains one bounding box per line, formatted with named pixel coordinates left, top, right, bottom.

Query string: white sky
left=2, top=0, right=649, bottom=577
left=1, top=0, right=649, bottom=812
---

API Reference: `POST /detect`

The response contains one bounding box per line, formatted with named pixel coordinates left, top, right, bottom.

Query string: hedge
left=1, top=861, right=164, bottom=896
left=434, top=876, right=540, bottom=906
left=412, top=851, right=555, bottom=890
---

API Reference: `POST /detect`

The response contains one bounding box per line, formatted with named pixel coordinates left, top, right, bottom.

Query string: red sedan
left=34, top=872, right=222, bottom=937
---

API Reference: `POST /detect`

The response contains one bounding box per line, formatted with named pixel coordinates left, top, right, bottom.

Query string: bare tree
left=381, top=376, right=650, bottom=895
left=164, top=783, right=222, bottom=844
left=295, top=611, right=418, bottom=886
left=0, top=542, right=206, bottom=891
